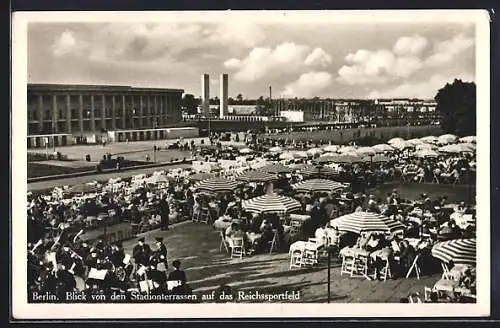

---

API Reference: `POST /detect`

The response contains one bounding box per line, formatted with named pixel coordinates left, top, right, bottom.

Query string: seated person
left=398, top=240, right=416, bottom=277
left=365, top=233, right=382, bottom=252
left=356, top=233, right=370, bottom=250
left=457, top=268, right=476, bottom=294
left=167, top=260, right=191, bottom=295
left=225, top=223, right=248, bottom=248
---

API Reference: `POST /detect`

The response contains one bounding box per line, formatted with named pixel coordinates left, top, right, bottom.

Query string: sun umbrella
left=194, top=177, right=241, bottom=193
left=420, top=136, right=439, bottom=144
left=438, top=134, right=458, bottom=145
left=292, top=179, right=346, bottom=194
left=259, top=163, right=293, bottom=174
left=406, top=138, right=423, bottom=146
left=296, top=164, right=338, bottom=177
left=333, top=154, right=362, bottom=164
left=392, top=141, right=414, bottom=150
left=459, top=136, right=476, bottom=144
left=320, top=152, right=338, bottom=157
left=315, top=155, right=338, bottom=164
left=236, top=170, right=278, bottom=182
left=431, top=238, right=476, bottom=266
left=388, top=137, right=405, bottom=145
left=356, top=147, right=376, bottom=157
left=362, top=154, right=391, bottom=163
left=415, top=143, right=438, bottom=151
left=239, top=148, right=253, bottom=154
left=338, top=146, right=357, bottom=154
left=307, top=148, right=324, bottom=156
left=322, top=145, right=339, bottom=152
left=279, top=152, right=296, bottom=160
left=268, top=146, right=283, bottom=153
left=414, top=149, right=440, bottom=158
left=371, top=144, right=394, bottom=153
left=241, top=194, right=302, bottom=214
left=294, top=151, right=309, bottom=159
left=439, top=143, right=475, bottom=153
left=147, top=174, right=169, bottom=184
left=330, top=211, right=405, bottom=234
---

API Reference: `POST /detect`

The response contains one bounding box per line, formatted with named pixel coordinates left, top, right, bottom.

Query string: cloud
left=338, top=32, right=473, bottom=86
left=51, top=30, right=84, bottom=57
left=224, top=42, right=311, bottom=82
left=281, top=71, right=333, bottom=97
left=209, top=21, right=265, bottom=48
left=393, top=34, right=428, bottom=56
left=304, top=48, right=332, bottom=67
left=368, top=72, right=475, bottom=99
left=424, top=33, right=474, bottom=67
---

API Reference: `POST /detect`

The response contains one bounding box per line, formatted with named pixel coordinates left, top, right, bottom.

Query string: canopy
left=388, top=137, right=405, bottom=145
left=439, top=143, right=475, bottom=153
left=438, top=134, right=458, bottom=145
left=259, top=163, right=293, bottom=174
left=356, top=147, right=376, bottom=157
left=459, top=136, right=476, bottom=144
left=416, top=143, right=438, bottom=151
left=268, top=146, right=283, bottom=153
left=241, top=194, right=302, bottom=214
left=322, top=145, right=339, bottom=153
left=236, top=170, right=277, bottom=182
left=371, top=144, right=394, bottom=153
left=307, top=148, right=324, bottom=156
left=194, top=177, right=241, bottom=193
left=391, top=141, right=414, bottom=150
left=338, top=146, right=357, bottom=154
left=414, top=149, right=440, bottom=158
left=406, top=138, right=423, bottom=146
left=292, top=179, right=345, bottom=194
left=431, top=238, right=476, bottom=266
left=330, top=211, right=405, bottom=234
left=420, top=136, right=439, bottom=144
left=239, top=148, right=253, bottom=154
left=279, top=152, right=296, bottom=160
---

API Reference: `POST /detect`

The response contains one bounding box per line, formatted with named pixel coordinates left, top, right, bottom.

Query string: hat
left=138, top=237, right=145, bottom=242
left=155, top=237, right=164, bottom=242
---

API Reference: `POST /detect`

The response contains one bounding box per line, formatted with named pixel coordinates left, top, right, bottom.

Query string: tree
left=236, top=94, right=243, bottom=104
left=182, top=94, right=200, bottom=115
left=435, top=79, right=476, bottom=136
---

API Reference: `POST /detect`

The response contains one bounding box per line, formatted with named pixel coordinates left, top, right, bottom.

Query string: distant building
left=27, top=83, right=184, bottom=148
left=279, top=110, right=304, bottom=122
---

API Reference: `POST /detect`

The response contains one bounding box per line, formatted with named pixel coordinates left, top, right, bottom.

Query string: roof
left=27, top=83, right=184, bottom=94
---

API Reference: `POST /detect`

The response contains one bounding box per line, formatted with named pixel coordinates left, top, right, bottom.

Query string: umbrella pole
left=327, top=247, right=331, bottom=303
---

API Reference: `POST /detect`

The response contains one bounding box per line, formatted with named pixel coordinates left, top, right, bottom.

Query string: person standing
left=154, top=237, right=168, bottom=274
left=159, top=196, right=170, bottom=231
left=132, top=237, right=152, bottom=269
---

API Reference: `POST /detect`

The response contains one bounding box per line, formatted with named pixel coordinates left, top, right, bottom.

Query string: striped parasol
left=236, top=170, right=278, bottom=182
left=388, top=137, right=405, bottom=145
left=414, top=149, right=440, bottom=158
left=295, top=164, right=337, bottom=177
left=292, top=179, right=346, bottom=194
left=68, top=183, right=101, bottom=194
left=241, top=194, right=302, bottom=214
left=333, top=154, right=362, bottom=164
left=431, top=239, right=476, bottom=266
left=459, top=136, right=476, bottom=144
left=259, top=163, right=293, bottom=174
left=194, top=177, right=241, bottom=193
left=356, top=147, right=376, bottom=156
left=322, top=145, right=339, bottom=152
left=330, top=211, right=405, bottom=234
left=188, top=172, right=216, bottom=182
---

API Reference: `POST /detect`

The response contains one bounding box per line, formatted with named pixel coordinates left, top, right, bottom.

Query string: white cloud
left=368, top=72, right=475, bottom=99
left=425, top=34, right=474, bottom=67
left=338, top=32, right=473, bottom=86
left=52, top=30, right=82, bottom=57
left=209, top=21, right=265, bottom=48
left=304, top=48, right=332, bottom=67
left=281, top=71, right=333, bottom=97
left=224, top=42, right=311, bottom=82
left=393, top=34, right=428, bottom=56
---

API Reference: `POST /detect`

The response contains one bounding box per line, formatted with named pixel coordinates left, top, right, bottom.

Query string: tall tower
left=201, top=74, right=210, bottom=115
left=219, top=73, right=228, bottom=118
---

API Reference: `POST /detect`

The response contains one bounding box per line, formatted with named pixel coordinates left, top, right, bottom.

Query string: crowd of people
left=26, top=132, right=477, bottom=303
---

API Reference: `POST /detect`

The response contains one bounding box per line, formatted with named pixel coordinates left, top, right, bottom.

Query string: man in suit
left=167, top=260, right=190, bottom=295
left=132, top=237, right=152, bottom=269
left=154, top=237, right=168, bottom=274
left=159, top=197, right=170, bottom=231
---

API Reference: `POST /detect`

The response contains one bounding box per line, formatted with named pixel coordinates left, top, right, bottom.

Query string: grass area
left=27, top=162, right=95, bottom=178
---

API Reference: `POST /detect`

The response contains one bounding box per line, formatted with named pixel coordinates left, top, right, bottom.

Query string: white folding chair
left=290, top=250, right=303, bottom=269
left=230, top=237, right=244, bottom=259
left=379, top=256, right=392, bottom=281
left=406, top=254, right=421, bottom=279
left=340, top=256, right=355, bottom=277
left=219, top=231, right=229, bottom=253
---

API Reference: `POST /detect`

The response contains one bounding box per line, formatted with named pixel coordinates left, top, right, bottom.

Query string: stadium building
left=27, top=84, right=191, bottom=148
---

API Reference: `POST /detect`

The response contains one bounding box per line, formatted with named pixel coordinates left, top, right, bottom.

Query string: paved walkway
left=122, top=222, right=439, bottom=303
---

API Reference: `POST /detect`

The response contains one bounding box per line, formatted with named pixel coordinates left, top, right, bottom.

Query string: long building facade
left=27, top=84, right=184, bottom=147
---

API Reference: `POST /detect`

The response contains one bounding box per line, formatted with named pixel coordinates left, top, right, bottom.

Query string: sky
left=27, top=18, right=475, bottom=100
